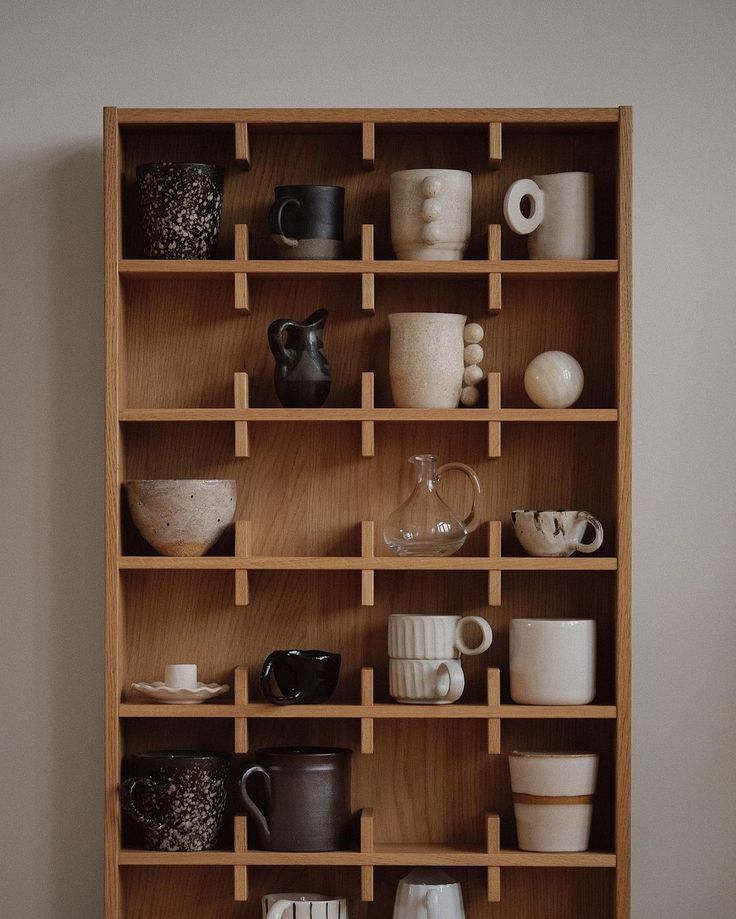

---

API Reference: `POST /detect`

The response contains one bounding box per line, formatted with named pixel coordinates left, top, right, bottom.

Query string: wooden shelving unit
left=105, top=106, right=631, bottom=918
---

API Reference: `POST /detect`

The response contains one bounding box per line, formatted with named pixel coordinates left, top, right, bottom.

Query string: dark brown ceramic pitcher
left=239, top=746, right=352, bottom=851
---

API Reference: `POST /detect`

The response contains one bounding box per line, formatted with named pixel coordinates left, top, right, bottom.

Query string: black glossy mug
left=269, top=185, right=345, bottom=259
left=261, top=649, right=341, bottom=705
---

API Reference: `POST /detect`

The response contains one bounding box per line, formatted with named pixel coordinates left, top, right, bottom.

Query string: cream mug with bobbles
left=263, top=894, right=348, bottom=919
left=511, top=510, right=604, bottom=557
left=389, top=614, right=493, bottom=660
left=504, top=172, right=594, bottom=259
left=390, top=169, right=472, bottom=260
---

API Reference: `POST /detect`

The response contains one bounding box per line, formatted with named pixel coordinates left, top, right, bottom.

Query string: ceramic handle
left=435, top=660, right=465, bottom=703
left=239, top=765, right=272, bottom=847
left=119, top=777, right=168, bottom=830
left=437, top=462, right=482, bottom=532
left=266, top=900, right=294, bottom=919
left=503, top=178, right=545, bottom=235
left=571, top=512, right=604, bottom=554
left=268, top=318, right=299, bottom=369
left=455, top=615, right=493, bottom=656
left=260, top=652, right=303, bottom=705
left=268, top=196, right=300, bottom=248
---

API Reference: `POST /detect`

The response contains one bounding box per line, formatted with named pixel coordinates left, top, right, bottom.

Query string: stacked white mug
left=388, top=614, right=493, bottom=704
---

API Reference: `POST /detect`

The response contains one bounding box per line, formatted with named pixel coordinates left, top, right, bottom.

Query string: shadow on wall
left=47, top=142, right=104, bottom=915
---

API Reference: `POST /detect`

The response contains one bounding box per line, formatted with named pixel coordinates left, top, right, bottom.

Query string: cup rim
left=126, top=479, right=236, bottom=487
left=256, top=746, right=352, bottom=757
left=137, top=161, right=221, bottom=174
left=128, top=750, right=228, bottom=760
left=389, top=311, right=467, bottom=321
left=510, top=618, right=595, bottom=624
left=510, top=750, right=598, bottom=759
left=511, top=508, right=575, bottom=516
left=262, top=894, right=341, bottom=903
left=390, top=168, right=472, bottom=178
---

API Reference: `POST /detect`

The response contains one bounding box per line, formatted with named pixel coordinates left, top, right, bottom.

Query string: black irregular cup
left=261, top=649, right=341, bottom=705
left=137, top=162, right=223, bottom=259
left=269, top=185, right=345, bottom=259
left=119, top=751, right=229, bottom=851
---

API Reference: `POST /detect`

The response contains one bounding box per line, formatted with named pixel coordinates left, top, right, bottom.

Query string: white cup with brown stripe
left=508, top=752, right=598, bottom=851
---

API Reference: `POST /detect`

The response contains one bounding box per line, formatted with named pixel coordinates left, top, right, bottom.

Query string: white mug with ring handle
left=511, top=510, right=604, bottom=558
left=263, top=894, right=347, bottom=919
left=388, top=614, right=493, bottom=660
left=504, top=171, right=594, bottom=260
left=389, top=658, right=465, bottom=704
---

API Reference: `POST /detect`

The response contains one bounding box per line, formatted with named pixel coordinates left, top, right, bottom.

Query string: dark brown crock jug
left=268, top=309, right=331, bottom=408
left=239, top=746, right=352, bottom=851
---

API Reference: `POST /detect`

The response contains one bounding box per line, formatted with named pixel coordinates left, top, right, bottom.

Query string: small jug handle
left=268, top=319, right=300, bottom=370
left=437, top=462, right=481, bottom=532
left=571, top=511, right=604, bottom=554
left=239, top=765, right=272, bottom=848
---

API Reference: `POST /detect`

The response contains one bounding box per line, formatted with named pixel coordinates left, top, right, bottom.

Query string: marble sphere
left=524, top=351, right=584, bottom=408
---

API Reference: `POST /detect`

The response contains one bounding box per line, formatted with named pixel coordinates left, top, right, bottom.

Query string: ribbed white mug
left=263, top=894, right=347, bottom=919
left=510, top=619, right=595, bottom=705
left=389, top=658, right=465, bottom=704
left=388, top=614, right=493, bottom=660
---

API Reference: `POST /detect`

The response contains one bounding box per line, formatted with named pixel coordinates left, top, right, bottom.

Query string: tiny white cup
left=388, top=614, right=493, bottom=660
left=164, top=663, right=198, bottom=690
left=389, top=658, right=465, bottom=704
left=510, top=619, right=595, bottom=705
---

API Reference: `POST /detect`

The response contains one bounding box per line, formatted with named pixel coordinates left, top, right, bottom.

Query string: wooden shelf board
left=118, top=702, right=616, bottom=719
left=119, top=556, right=618, bottom=571
left=116, top=107, right=620, bottom=125
left=119, top=258, right=617, bottom=279
left=119, top=408, right=618, bottom=422
left=118, top=847, right=616, bottom=867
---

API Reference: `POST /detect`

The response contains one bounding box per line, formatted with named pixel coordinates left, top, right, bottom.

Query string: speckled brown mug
left=120, top=751, right=230, bottom=851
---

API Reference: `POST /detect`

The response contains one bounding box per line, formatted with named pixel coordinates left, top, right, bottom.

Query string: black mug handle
left=240, top=765, right=272, bottom=847
left=120, top=777, right=167, bottom=830
left=261, top=652, right=304, bottom=705
left=268, top=196, right=300, bottom=248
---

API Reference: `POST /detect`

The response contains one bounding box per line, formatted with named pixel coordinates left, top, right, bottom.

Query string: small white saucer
left=131, top=681, right=230, bottom=704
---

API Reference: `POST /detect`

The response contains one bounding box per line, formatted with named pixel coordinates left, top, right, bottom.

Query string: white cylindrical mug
left=510, top=619, right=595, bottom=705
left=390, top=169, right=472, bottom=260
left=509, top=752, right=598, bottom=852
left=389, top=312, right=466, bottom=409
left=504, top=171, right=594, bottom=259
left=164, top=664, right=198, bottom=690
left=263, top=894, right=347, bottom=919
left=389, top=658, right=465, bottom=704
left=388, top=614, right=493, bottom=660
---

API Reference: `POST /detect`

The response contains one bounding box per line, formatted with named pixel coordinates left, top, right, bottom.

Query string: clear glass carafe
left=384, top=454, right=481, bottom=557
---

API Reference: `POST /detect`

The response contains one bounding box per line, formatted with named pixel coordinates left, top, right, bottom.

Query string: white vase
left=390, top=169, right=472, bottom=260
left=389, top=312, right=466, bottom=408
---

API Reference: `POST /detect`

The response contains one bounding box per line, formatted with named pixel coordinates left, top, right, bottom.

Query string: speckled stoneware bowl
left=137, top=162, right=223, bottom=259
left=127, top=480, right=236, bottom=557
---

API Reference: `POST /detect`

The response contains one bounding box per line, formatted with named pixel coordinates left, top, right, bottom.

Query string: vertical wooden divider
left=488, top=122, right=502, bottom=169
left=486, top=667, right=501, bottom=755
left=487, top=372, right=501, bottom=459
left=487, top=519, right=502, bottom=607
left=361, top=520, right=375, bottom=606
left=362, top=122, right=375, bottom=170
left=235, top=123, right=251, bottom=168
left=360, top=808, right=375, bottom=901
left=235, top=223, right=250, bottom=313
left=486, top=811, right=501, bottom=902
left=234, top=666, right=250, bottom=901
left=360, top=667, right=374, bottom=755
left=361, top=224, right=375, bottom=314
left=361, top=372, right=375, bottom=458
left=234, top=372, right=250, bottom=458
left=235, top=520, right=251, bottom=606
left=487, top=224, right=502, bottom=314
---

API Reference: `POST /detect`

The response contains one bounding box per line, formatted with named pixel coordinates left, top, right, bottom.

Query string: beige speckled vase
left=390, top=169, right=472, bottom=260
left=389, top=312, right=466, bottom=408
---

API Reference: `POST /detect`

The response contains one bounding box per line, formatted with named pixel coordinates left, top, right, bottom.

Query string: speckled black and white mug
left=120, top=751, right=229, bottom=851
left=137, top=162, right=223, bottom=259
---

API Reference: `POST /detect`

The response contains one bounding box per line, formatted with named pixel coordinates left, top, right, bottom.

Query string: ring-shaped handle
left=239, top=765, right=272, bottom=847
left=435, top=660, right=465, bottom=703
left=503, top=178, right=545, bottom=235
left=436, top=462, right=482, bottom=532
left=120, top=777, right=168, bottom=830
left=455, top=615, right=493, bottom=656
left=260, top=653, right=303, bottom=705
left=571, top=511, right=604, bottom=554
left=268, top=196, right=300, bottom=248
left=266, top=900, right=294, bottom=919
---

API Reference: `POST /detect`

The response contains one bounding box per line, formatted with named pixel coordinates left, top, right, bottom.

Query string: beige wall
left=1, top=1, right=735, bottom=916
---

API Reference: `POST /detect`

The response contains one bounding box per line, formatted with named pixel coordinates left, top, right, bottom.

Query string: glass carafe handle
left=436, top=462, right=481, bottom=532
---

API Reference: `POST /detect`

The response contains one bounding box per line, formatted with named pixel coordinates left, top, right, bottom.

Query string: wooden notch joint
left=487, top=668, right=501, bottom=754
left=234, top=520, right=251, bottom=607
left=235, top=123, right=251, bottom=169
left=361, top=374, right=375, bottom=457
left=362, top=123, right=375, bottom=170
left=360, top=668, right=374, bottom=754
left=234, top=372, right=250, bottom=458
left=488, top=122, right=502, bottom=169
